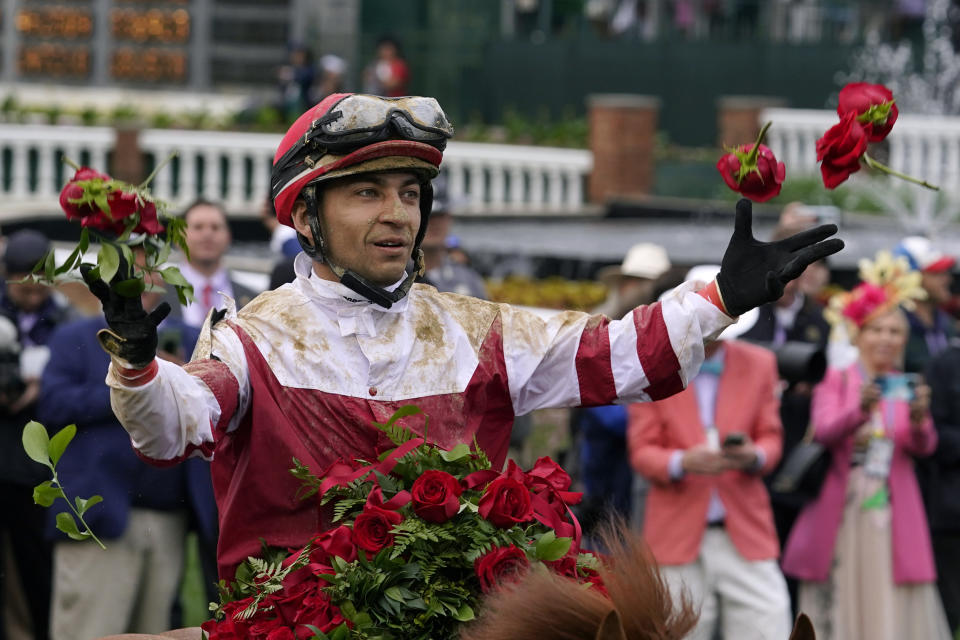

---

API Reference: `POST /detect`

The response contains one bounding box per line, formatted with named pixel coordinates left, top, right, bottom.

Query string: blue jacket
left=38, top=316, right=217, bottom=542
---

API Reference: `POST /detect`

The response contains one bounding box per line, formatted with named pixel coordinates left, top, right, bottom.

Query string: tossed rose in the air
left=816, top=112, right=870, bottom=189
left=838, top=82, right=898, bottom=142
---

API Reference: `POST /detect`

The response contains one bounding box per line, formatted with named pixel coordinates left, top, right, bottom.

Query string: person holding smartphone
left=782, top=252, right=950, bottom=640
left=627, top=265, right=791, bottom=640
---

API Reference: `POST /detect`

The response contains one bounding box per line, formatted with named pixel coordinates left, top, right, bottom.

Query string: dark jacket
left=0, top=292, right=70, bottom=486
left=38, top=316, right=217, bottom=542
left=904, top=308, right=956, bottom=374
left=923, top=342, right=960, bottom=533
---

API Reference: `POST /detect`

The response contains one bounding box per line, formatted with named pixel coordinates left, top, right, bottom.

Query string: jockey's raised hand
left=716, top=198, right=844, bottom=317
left=80, top=262, right=169, bottom=369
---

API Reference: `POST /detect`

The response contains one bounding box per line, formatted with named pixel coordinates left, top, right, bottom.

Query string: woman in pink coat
left=782, top=254, right=951, bottom=640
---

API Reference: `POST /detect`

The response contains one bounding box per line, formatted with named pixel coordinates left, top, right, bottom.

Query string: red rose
left=716, top=143, right=785, bottom=203
left=294, top=590, right=346, bottom=636
left=526, top=457, right=572, bottom=491
left=547, top=554, right=579, bottom=578
left=474, top=545, right=530, bottom=593
left=266, top=628, right=295, bottom=640
left=309, top=525, right=357, bottom=565
left=134, top=201, right=164, bottom=234
left=352, top=506, right=403, bottom=553
left=201, top=599, right=253, bottom=640
left=410, top=470, right=463, bottom=523
left=816, top=112, right=870, bottom=189
left=838, top=82, right=898, bottom=142
left=478, top=476, right=533, bottom=528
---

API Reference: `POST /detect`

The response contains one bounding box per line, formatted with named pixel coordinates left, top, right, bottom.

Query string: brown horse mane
left=461, top=522, right=698, bottom=640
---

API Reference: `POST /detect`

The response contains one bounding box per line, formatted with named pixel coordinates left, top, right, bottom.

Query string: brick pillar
left=716, top=96, right=787, bottom=149
left=588, top=94, right=660, bottom=203
left=112, top=127, right=143, bottom=183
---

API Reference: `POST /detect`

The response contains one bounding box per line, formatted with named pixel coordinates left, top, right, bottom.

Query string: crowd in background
left=0, top=194, right=958, bottom=639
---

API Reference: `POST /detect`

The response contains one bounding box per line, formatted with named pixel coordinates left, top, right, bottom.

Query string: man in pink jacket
left=628, top=265, right=791, bottom=640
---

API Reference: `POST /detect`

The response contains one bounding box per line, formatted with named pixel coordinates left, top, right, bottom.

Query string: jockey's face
left=293, top=171, right=422, bottom=287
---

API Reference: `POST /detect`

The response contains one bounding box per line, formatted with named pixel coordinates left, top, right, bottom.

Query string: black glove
left=717, top=198, right=844, bottom=317
left=81, top=263, right=170, bottom=369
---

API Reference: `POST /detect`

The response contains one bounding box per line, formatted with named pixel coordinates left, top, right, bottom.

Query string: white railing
left=761, top=108, right=960, bottom=194
left=0, top=125, right=113, bottom=209
left=0, top=123, right=593, bottom=219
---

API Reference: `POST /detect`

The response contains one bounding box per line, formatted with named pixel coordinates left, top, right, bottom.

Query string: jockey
left=93, top=93, right=843, bottom=580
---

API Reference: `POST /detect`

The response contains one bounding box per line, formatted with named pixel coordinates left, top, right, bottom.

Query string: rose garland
left=203, top=407, right=601, bottom=640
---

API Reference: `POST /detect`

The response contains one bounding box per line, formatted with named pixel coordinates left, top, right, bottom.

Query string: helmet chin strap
left=297, top=184, right=423, bottom=309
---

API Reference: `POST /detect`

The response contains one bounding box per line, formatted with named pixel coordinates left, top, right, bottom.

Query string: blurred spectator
left=40, top=252, right=215, bottom=639
left=593, top=243, right=670, bottom=318
left=925, top=342, right=960, bottom=634
left=317, top=54, right=347, bottom=100
left=782, top=264, right=951, bottom=640
left=573, top=242, right=670, bottom=536
left=171, top=200, right=257, bottom=328
left=628, top=265, right=790, bottom=640
left=892, top=236, right=955, bottom=374
left=0, top=229, right=69, bottom=640
left=261, top=196, right=300, bottom=260
left=277, top=45, right=316, bottom=120
left=742, top=223, right=830, bottom=614
left=421, top=177, right=487, bottom=299
left=362, top=36, right=410, bottom=97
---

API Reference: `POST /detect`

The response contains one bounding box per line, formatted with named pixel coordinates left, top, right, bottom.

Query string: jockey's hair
left=461, top=520, right=697, bottom=640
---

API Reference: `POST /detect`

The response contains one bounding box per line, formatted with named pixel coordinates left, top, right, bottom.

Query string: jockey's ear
left=788, top=613, right=817, bottom=640
left=594, top=610, right=627, bottom=640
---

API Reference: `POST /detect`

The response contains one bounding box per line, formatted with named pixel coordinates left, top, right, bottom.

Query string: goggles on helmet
left=316, top=95, right=454, bottom=147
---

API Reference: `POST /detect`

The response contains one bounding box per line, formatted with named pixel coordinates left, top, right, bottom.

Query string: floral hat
left=826, top=251, right=926, bottom=330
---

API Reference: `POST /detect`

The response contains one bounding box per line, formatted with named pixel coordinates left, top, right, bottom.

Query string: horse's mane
left=461, top=522, right=697, bottom=640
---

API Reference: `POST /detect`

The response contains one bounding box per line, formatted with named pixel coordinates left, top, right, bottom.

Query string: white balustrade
left=0, top=124, right=593, bottom=219
left=760, top=107, right=960, bottom=195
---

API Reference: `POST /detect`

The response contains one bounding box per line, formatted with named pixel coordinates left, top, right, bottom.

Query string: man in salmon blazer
left=627, top=265, right=791, bottom=640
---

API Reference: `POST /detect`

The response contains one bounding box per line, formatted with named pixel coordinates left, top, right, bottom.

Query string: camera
left=0, top=316, right=24, bottom=408
left=746, top=340, right=827, bottom=386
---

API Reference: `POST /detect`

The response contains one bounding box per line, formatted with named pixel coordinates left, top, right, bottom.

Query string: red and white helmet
left=271, top=93, right=453, bottom=227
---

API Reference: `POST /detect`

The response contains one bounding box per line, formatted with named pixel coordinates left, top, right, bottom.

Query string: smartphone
left=875, top=374, right=918, bottom=401
left=723, top=433, right=746, bottom=447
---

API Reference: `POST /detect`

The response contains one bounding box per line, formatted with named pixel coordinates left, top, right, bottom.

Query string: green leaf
left=384, top=586, right=404, bottom=602
left=535, top=531, right=572, bottom=562
left=114, top=278, right=145, bottom=297
left=22, top=421, right=52, bottom=468
left=55, top=512, right=89, bottom=541
left=303, top=625, right=330, bottom=640
left=74, top=494, right=103, bottom=516
left=160, top=266, right=191, bottom=288
left=118, top=243, right=134, bottom=277
left=54, top=247, right=81, bottom=276
left=439, top=442, right=471, bottom=462
left=175, top=283, right=194, bottom=306
left=452, top=603, right=475, bottom=622
left=78, top=227, right=90, bottom=254
left=48, top=424, right=76, bottom=465
left=98, top=243, right=120, bottom=284
left=33, top=480, right=64, bottom=507
left=43, top=249, right=56, bottom=281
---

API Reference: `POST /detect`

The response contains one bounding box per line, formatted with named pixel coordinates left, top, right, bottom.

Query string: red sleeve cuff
left=697, top=280, right=730, bottom=316
left=113, top=360, right=159, bottom=387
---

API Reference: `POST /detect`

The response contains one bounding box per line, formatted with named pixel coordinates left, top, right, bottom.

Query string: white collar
left=292, top=253, right=410, bottom=336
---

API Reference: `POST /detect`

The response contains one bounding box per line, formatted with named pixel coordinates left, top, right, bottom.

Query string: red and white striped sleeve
left=105, top=319, right=250, bottom=465
left=500, top=281, right=733, bottom=415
